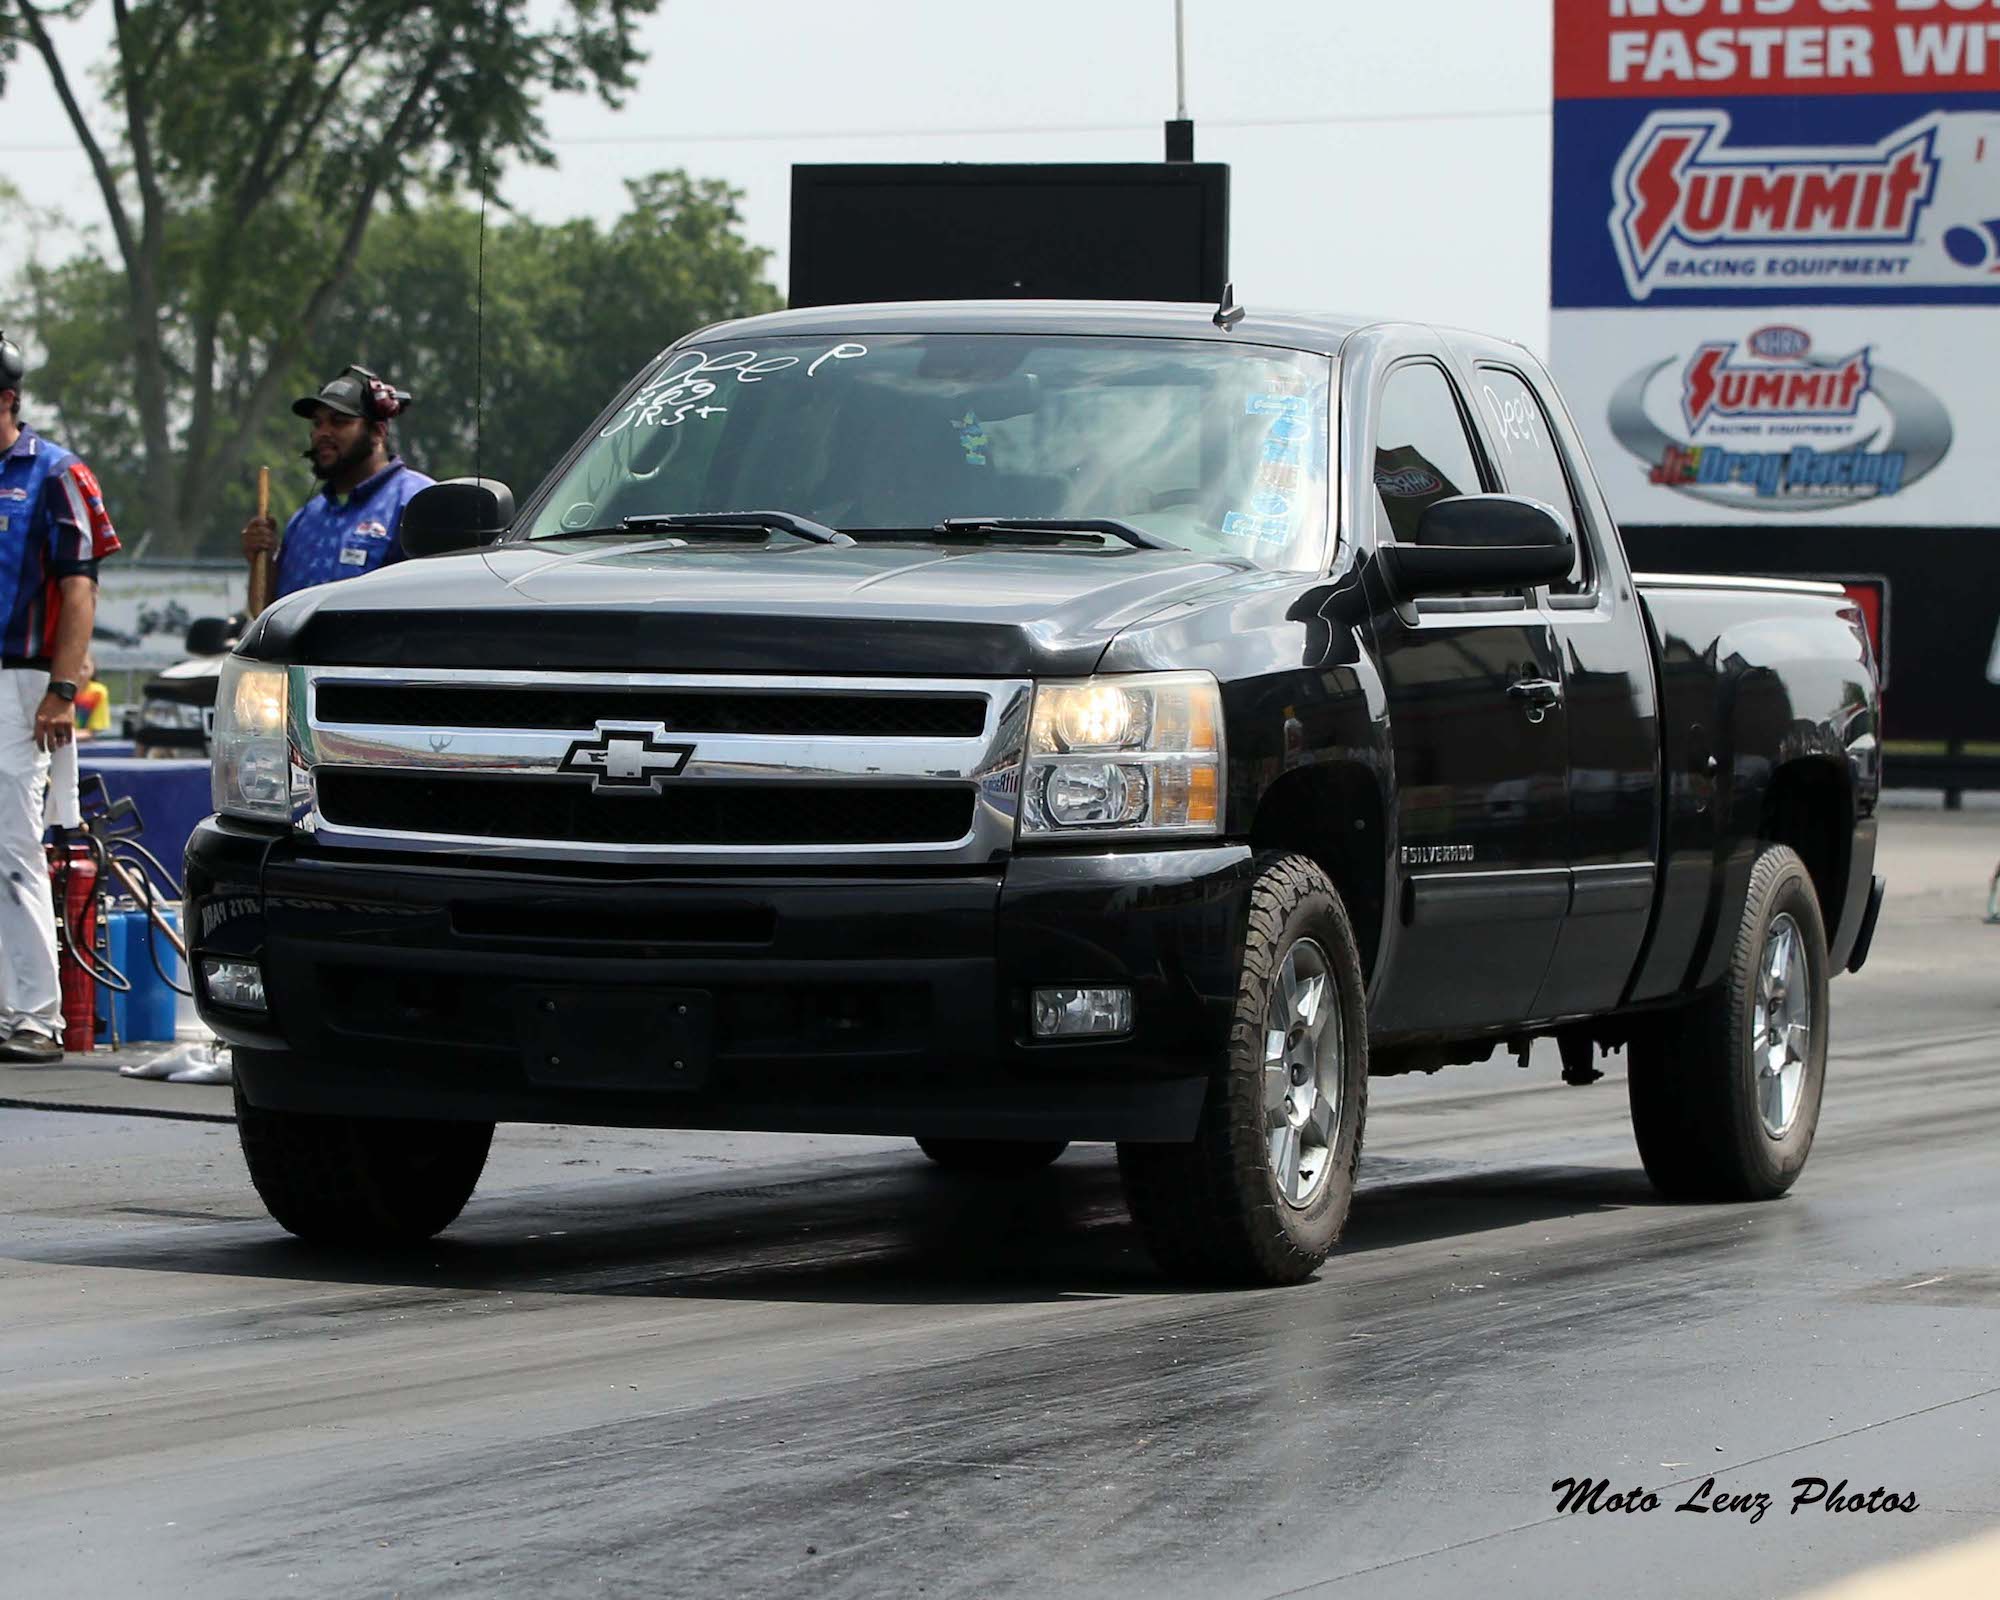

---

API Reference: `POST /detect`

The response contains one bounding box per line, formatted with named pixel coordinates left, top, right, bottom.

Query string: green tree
left=0, top=0, right=662, bottom=551
left=316, top=172, right=782, bottom=503
left=4, top=172, right=782, bottom=551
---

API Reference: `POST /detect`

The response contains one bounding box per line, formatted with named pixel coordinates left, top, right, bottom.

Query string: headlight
left=211, top=657, right=294, bottom=823
left=1020, top=672, right=1223, bottom=840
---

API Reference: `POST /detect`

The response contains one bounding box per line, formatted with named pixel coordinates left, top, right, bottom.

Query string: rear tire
left=1117, top=853, right=1368, bottom=1285
left=915, top=1137, right=1068, bottom=1173
left=1628, top=844, right=1829, bottom=1201
left=234, top=1086, right=493, bottom=1245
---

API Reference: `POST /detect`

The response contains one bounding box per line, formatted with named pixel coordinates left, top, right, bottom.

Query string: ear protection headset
left=0, top=330, right=25, bottom=392
left=348, top=364, right=412, bottom=422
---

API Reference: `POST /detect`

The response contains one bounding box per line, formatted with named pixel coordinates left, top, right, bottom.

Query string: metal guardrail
left=1882, top=743, right=2000, bottom=807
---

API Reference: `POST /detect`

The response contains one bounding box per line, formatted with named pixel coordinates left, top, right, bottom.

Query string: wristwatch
left=47, top=680, right=78, bottom=702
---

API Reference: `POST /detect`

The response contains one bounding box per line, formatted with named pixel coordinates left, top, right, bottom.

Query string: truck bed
left=1629, top=572, right=1880, bottom=1006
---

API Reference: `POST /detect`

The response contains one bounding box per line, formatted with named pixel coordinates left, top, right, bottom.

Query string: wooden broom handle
left=247, top=466, right=273, bottom=617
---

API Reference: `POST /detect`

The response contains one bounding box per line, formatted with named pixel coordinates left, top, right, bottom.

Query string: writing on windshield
left=601, top=343, right=871, bottom=436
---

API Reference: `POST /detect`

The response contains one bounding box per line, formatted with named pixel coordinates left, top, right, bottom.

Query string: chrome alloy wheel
left=1754, top=912, right=1813, bottom=1139
left=1263, top=937, right=1341, bottom=1208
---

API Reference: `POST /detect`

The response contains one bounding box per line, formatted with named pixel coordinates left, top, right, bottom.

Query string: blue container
left=100, top=905, right=183, bottom=1044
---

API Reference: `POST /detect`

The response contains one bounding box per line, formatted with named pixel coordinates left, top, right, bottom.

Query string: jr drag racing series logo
left=1606, top=326, right=1952, bottom=514
left=1610, top=109, right=2000, bottom=301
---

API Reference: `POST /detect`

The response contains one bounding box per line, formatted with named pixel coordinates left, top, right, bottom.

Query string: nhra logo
left=1680, top=334, right=1872, bottom=432
left=1374, top=466, right=1443, bottom=498
left=1610, top=110, right=1946, bottom=301
left=1746, top=326, right=1811, bottom=360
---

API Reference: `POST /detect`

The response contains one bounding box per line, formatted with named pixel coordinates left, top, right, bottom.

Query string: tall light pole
left=1176, top=0, right=1188, bottom=120
left=1166, top=0, right=1193, bottom=161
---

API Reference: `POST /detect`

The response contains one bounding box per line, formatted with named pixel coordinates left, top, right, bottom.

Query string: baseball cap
left=292, top=370, right=369, bottom=420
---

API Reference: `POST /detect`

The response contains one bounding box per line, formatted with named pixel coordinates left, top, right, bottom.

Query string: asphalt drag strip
left=0, top=810, right=1994, bottom=1597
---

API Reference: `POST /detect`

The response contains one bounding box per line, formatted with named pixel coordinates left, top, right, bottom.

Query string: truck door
left=1472, top=363, right=1661, bottom=1019
left=1365, top=359, right=1571, bottom=1036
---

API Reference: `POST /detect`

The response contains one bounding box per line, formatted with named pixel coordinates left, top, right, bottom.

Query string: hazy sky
left=2, top=1, right=1555, bottom=350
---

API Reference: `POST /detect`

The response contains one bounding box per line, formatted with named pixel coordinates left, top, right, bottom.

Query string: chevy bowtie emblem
left=557, top=723, right=695, bottom=793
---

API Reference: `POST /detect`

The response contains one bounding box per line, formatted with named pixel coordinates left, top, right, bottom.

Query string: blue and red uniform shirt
left=275, top=458, right=432, bottom=599
left=0, top=425, right=120, bottom=666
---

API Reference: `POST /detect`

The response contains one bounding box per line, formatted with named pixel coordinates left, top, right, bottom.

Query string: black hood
left=242, top=537, right=1263, bottom=678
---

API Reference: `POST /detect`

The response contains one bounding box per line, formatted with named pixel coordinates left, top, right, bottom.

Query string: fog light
left=1031, top=986, right=1132, bottom=1039
left=202, top=958, right=266, bottom=1012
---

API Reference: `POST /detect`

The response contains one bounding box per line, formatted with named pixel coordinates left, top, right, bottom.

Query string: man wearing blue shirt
left=242, top=365, right=432, bottom=597
left=0, top=331, right=121, bottom=1063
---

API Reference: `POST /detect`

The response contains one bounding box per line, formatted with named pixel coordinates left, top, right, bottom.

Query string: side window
left=1373, top=363, right=1483, bottom=547
left=1475, top=367, right=1593, bottom=595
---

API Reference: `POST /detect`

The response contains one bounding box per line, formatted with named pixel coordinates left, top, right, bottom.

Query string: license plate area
left=516, top=988, right=712, bottom=1091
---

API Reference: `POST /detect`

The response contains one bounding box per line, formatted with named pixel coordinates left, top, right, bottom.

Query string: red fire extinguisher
left=52, top=841, right=100, bottom=1052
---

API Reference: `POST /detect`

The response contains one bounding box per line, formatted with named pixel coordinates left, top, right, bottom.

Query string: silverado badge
left=1402, top=844, right=1474, bottom=866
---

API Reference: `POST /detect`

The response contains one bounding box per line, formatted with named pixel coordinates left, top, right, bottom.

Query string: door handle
left=1507, top=678, right=1563, bottom=723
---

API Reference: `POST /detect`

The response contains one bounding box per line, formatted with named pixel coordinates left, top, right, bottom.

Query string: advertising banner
left=92, top=561, right=243, bottom=672
left=1550, top=0, right=2000, bottom=528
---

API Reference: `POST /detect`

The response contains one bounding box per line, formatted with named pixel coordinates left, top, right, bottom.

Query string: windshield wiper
left=622, top=510, right=856, bottom=546
left=933, top=516, right=1181, bottom=552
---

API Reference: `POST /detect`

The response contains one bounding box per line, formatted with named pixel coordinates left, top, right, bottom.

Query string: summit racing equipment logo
left=1680, top=341, right=1871, bottom=432
left=1607, top=328, right=1953, bottom=514
left=1606, top=109, right=2000, bottom=301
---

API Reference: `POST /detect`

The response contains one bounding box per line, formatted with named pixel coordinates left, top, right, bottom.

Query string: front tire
left=234, top=1086, right=493, bottom=1246
left=1628, top=843, right=1829, bottom=1200
left=915, top=1137, right=1068, bottom=1173
left=1118, top=854, right=1369, bottom=1285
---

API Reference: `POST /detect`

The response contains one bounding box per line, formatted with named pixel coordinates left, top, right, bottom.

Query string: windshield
left=524, top=334, right=1333, bottom=571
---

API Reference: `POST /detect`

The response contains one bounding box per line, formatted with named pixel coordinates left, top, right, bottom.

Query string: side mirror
left=1375, top=494, right=1574, bottom=603
left=183, top=613, right=243, bottom=656
left=400, top=477, right=515, bottom=557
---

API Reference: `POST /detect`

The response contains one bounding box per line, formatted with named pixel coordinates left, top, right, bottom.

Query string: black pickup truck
left=188, top=301, right=1884, bottom=1284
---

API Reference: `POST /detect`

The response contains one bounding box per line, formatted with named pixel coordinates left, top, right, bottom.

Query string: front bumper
left=186, top=818, right=1253, bottom=1142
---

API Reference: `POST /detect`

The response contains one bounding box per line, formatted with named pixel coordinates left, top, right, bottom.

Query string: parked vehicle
left=187, top=302, right=1884, bottom=1283
left=134, top=614, right=241, bottom=758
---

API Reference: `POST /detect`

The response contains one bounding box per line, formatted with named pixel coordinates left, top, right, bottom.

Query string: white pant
left=0, top=669, right=78, bottom=1043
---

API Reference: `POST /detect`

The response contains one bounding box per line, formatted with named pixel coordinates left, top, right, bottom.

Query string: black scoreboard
left=788, top=163, right=1229, bottom=309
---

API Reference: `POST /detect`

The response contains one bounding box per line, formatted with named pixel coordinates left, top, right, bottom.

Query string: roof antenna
left=1213, top=282, right=1244, bottom=331
left=475, top=165, right=488, bottom=484
left=1165, top=0, right=1193, bottom=161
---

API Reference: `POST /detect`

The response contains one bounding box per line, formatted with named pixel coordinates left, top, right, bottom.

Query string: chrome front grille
left=295, top=667, right=1032, bottom=867
left=310, top=681, right=990, bottom=738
